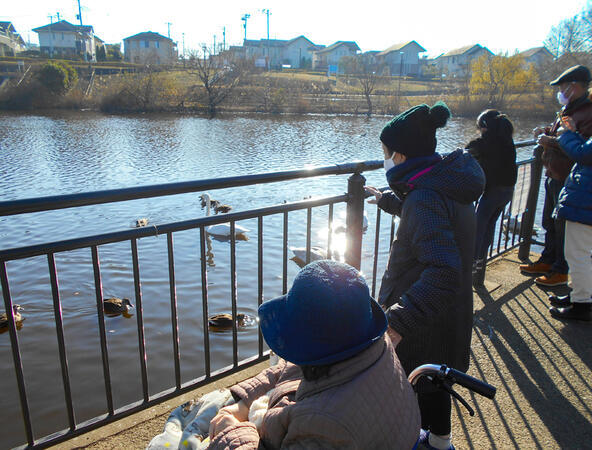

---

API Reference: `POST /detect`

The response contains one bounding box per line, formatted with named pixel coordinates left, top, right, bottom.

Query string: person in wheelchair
left=207, top=260, right=421, bottom=449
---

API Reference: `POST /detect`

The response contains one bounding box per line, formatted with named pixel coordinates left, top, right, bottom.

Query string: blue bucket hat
left=258, top=260, right=387, bottom=366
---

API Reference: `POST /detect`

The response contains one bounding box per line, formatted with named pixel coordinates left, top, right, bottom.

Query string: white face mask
left=557, top=90, right=571, bottom=106
left=384, top=156, right=395, bottom=172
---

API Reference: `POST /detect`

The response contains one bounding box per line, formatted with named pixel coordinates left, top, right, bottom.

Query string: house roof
left=377, top=40, right=427, bottom=56
left=33, top=20, right=93, bottom=33
left=0, top=21, right=17, bottom=33
left=123, top=31, right=172, bottom=42
left=315, top=41, right=360, bottom=54
left=518, top=46, right=554, bottom=59
left=244, top=39, right=288, bottom=48
left=440, top=44, right=487, bottom=57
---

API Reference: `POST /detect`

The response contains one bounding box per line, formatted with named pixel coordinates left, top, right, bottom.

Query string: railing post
left=345, top=172, right=366, bottom=270
left=518, top=146, right=544, bottom=261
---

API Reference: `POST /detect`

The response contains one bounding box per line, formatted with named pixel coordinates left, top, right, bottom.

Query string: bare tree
left=187, top=47, right=245, bottom=117
left=545, top=2, right=592, bottom=66
left=340, top=54, right=382, bottom=116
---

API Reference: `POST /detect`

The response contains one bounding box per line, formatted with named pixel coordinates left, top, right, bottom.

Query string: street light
left=261, top=9, right=271, bottom=70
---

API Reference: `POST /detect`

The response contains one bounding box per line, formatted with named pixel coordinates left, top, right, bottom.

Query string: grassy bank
left=0, top=66, right=558, bottom=119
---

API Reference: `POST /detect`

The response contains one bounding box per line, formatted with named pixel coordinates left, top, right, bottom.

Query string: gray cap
left=550, top=65, right=591, bottom=85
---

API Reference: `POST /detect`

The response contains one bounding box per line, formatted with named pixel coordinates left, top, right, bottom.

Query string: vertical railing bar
left=305, top=207, right=312, bottom=264
left=496, top=206, right=506, bottom=255
left=390, top=216, right=396, bottom=251
left=282, top=212, right=288, bottom=294
left=91, top=245, right=114, bottom=415
left=199, top=227, right=211, bottom=378
left=257, top=216, right=264, bottom=358
left=505, top=197, right=515, bottom=249
left=327, top=204, right=334, bottom=260
left=0, top=262, right=34, bottom=446
left=166, top=232, right=181, bottom=390
left=230, top=222, right=238, bottom=368
left=47, top=253, right=76, bottom=431
left=512, top=209, right=520, bottom=246
left=371, top=206, right=382, bottom=298
left=131, top=238, right=149, bottom=403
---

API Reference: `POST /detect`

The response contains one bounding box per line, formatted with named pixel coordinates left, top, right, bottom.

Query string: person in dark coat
left=521, top=65, right=592, bottom=287
left=538, top=116, right=592, bottom=321
left=467, top=110, right=517, bottom=273
left=365, top=102, right=485, bottom=450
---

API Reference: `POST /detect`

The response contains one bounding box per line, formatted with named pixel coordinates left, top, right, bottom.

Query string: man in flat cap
left=520, top=65, right=592, bottom=289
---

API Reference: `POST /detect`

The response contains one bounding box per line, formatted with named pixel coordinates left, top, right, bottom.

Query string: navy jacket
left=377, top=150, right=485, bottom=375
left=557, top=131, right=592, bottom=226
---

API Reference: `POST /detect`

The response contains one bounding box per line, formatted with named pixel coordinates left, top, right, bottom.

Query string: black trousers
left=417, top=390, right=452, bottom=436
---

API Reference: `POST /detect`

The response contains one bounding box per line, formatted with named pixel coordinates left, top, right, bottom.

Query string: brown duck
left=104, top=297, right=134, bottom=314
left=0, top=304, right=24, bottom=328
left=208, top=313, right=246, bottom=329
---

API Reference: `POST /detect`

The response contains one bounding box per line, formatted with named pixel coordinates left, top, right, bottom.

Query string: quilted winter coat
left=207, top=335, right=421, bottom=449
left=557, top=131, right=592, bottom=226
left=377, top=150, right=485, bottom=377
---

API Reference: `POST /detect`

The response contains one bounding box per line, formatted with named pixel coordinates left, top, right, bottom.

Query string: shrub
left=36, top=61, right=78, bottom=95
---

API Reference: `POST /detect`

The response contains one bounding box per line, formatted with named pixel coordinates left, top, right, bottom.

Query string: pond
left=0, top=110, right=545, bottom=447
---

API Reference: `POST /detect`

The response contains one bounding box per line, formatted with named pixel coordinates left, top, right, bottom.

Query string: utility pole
left=166, top=22, right=172, bottom=39
left=182, top=32, right=185, bottom=58
left=76, top=0, right=83, bottom=25
left=222, top=27, right=226, bottom=52
left=56, top=12, right=60, bottom=21
left=48, top=14, right=54, bottom=58
left=241, top=14, right=250, bottom=42
left=213, top=35, right=216, bottom=54
left=261, top=9, right=271, bottom=70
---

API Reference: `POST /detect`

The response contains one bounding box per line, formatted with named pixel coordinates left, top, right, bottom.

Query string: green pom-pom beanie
left=380, top=101, right=451, bottom=158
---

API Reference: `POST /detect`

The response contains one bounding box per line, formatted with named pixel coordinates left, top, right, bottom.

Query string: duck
left=199, top=194, right=219, bottom=210
left=201, top=193, right=249, bottom=239
left=208, top=313, right=247, bottom=329
left=333, top=210, right=369, bottom=234
left=135, top=218, right=149, bottom=227
left=103, top=297, right=134, bottom=314
left=290, top=246, right=328, bottom=263
left=0, top=304, right=24, bottom=328
left=214, top=203, right=233, bottom=214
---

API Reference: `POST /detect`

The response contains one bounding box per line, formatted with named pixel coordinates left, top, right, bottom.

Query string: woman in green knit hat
left=365, top=102, right=485, bottom=450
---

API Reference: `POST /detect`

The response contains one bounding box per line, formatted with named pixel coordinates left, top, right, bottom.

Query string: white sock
left=428, top=432, right=451, bottom=449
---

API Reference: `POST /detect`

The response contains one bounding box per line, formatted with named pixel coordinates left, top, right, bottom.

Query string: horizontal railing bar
left=0, top=141, right=536, bottom=218
left=23, top=353, right=270, bottom=450
left=0, top=195, right=348, bottom=262
left=0, top=161, right=382, bottom=217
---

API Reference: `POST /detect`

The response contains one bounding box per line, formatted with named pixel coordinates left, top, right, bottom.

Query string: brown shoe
left=535, top=272, right=569, bottom=287
left=520, top=261, right=552, bottom=275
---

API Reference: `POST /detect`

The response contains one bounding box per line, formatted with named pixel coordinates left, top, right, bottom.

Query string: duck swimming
left=208, top=313, right=247, bottom=330
left=0, top=304, right=24, bottom=328
left=103, top=297, right=134, bottom=314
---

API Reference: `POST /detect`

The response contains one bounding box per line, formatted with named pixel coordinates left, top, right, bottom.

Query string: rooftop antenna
left=241, top=14, right=250, bottom=42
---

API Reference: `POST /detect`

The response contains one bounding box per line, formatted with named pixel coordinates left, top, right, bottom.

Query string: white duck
left=202, top=193, right=249, bottom=239
left=332, top=210, right=369, bottom=233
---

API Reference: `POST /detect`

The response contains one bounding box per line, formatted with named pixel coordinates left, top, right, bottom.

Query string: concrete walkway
left=51, top=250, right=592, bottom=449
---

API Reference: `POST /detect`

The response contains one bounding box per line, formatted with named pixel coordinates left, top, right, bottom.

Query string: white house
left=242, top=35, right=320, bottom=69
left=312, top=41, right=361, bottom=72
left=517, top=47, right=554, bottom=67
left=434, top=44, right=494, bottom=77
left=123, top=31, right=177, bottom=65
left=376, top=41, right=427, bottom=76
left=33, top=20, right=97, bottom=61
left=0, top=22, right=26, bottom=56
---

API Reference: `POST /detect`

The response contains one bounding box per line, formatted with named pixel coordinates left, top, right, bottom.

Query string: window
left=155, top=41, right=159, bottom=49
left=144, top=41, right=150, bottom=48
left=61, top=33, right=64, bottom=40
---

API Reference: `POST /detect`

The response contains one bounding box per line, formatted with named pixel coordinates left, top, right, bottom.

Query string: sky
left=2, top=0, right=589, bottom=57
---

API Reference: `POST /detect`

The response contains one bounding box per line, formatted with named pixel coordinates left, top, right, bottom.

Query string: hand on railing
left=364, top=186, right=382, bottom=204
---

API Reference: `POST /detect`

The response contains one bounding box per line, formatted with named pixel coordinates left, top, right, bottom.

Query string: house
left=376, top=40, right=427, bottom=76
left=123, top=31, right=177, bottom=65
left=0, top=22, right=26, bottom=56
left=242, top=35, right=321, bottom=69
left=312, top=41, right=361, bottom=72
left=517, top=47, right=554, bottom=66
left=33, top=20, right=97, bottom=61
left=434, top=44, right=494, bottom=77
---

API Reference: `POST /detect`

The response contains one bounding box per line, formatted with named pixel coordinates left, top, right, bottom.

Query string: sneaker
left=535, top=272, right=568, bottom=287
left=417, top=429, right=456, bottom=450
left=549, top=294, right=571, bottom=308
left=550, top=303, right=592, bottom=321
left=520, top=261, right=552, bottom=275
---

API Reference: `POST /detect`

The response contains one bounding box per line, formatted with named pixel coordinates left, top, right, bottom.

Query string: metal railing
left=0, top=143, right=540, bottom=448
